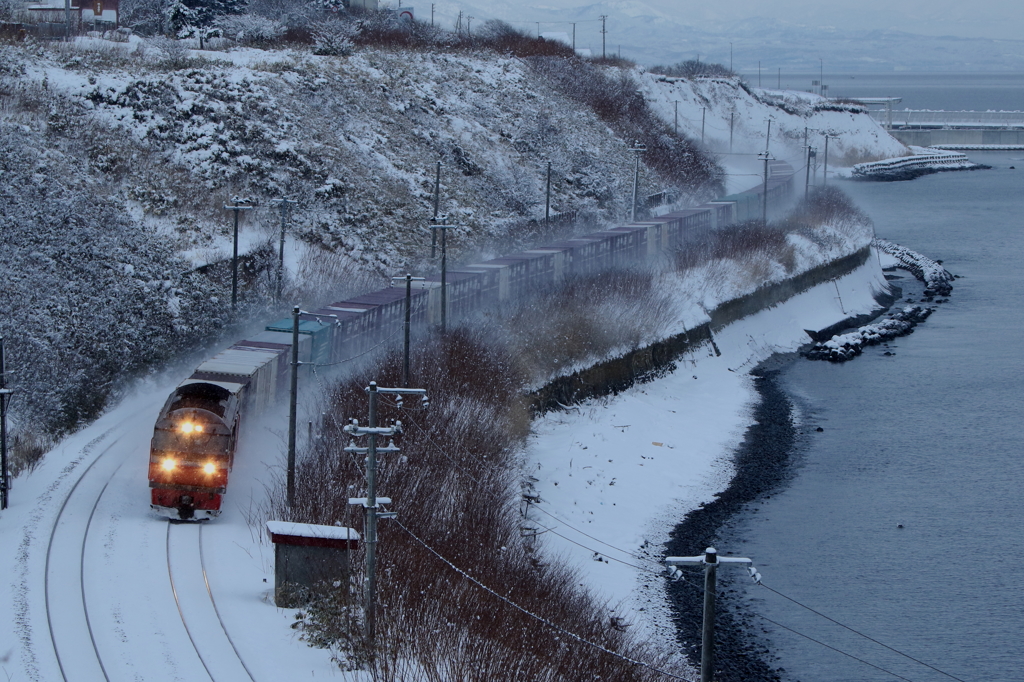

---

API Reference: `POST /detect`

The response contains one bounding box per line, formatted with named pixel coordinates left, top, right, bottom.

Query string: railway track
left=167, top=521, right=259, bottom=682
left=44, top=436, right=127, bottom=682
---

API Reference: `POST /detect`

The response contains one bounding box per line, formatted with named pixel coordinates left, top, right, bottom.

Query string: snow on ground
left=637, top=75, right=909, bottom=192
left=523, top=253, right=891, bottom=647
left=0, top=364, right=350, bottom=681
left=0, top=248, right=891, bottom=680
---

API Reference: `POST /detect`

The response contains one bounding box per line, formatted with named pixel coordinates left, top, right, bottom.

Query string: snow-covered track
left=166, top=522, right=259, bottom=682
left=44, top=437, right=128, bottom=682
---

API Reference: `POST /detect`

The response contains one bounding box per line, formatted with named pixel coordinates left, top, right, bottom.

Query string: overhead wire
left=392, top=519, right=690, bottom=681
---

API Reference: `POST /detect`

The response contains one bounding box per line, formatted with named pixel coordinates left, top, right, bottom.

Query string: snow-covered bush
left=216, top=13, right=286, bottom=44
left=310, top=17, right=354, bottom=56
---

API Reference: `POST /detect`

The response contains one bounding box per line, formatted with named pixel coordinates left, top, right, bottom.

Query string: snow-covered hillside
left=0, top=35, right=908, bottom=451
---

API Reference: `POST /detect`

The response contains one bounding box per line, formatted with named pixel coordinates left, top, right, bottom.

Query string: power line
left=759, top=583, right=970, bottom=682
left=393, top=519, right=690, bottom=681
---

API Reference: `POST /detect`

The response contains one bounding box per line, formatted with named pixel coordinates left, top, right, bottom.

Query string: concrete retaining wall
left=528, top=245, right=873, bottom=413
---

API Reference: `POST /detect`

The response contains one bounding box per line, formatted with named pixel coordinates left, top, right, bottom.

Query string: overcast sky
left=426, top=0, right=1021, bottom=42
left=693, top=0, right=1018, bottom=40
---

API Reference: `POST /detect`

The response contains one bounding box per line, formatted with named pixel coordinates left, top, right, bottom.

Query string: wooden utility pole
left=390, top=274, right=425, bottom=388
left=600, top=15, right=607, bottom=59
left=224, top=198, right=253, bottom=310
left=286, top=306, right=300, bottom=507
left=701, top=107, right=706, bottom=144
left=271, top=197, right=297, bottom=301
left=674, top=101, right=679, bottom=135
left=1, top=337, right=11, bottom=510
left=545, top=160, right=552, bottom=224
left=759, top=150, right=774, bottom=226
left=805, top=145, right=816, bottom=199
left=629, top=141, right=647, bottom=223
left=431, top=161, right=442, bottom=257
left=427, top=222, right=457, bottom=332
left=729, top=112, right=734, bottom=154
left=666, top=548, right=759, bottom=682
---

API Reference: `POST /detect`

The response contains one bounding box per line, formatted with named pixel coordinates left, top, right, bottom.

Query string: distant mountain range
left=425, top=2, right=1024, bottom=71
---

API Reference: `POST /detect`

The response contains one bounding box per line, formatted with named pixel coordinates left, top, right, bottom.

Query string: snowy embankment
left=522, top=249, right=892, bottom=647
left=637, top=75, right=908, bottom=192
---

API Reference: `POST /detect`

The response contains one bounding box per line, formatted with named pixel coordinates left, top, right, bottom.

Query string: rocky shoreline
left=663, top=243, right=952, bottom=680
left=664, top=368, right=796, bottom=682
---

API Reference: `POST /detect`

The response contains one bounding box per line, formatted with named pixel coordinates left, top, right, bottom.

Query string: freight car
left=150, top=162, right=795, bottom=520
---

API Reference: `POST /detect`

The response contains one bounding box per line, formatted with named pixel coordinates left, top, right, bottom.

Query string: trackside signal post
left=666, top=548, right=761, bottom=682
left=345, top=382, right=428, bottom=650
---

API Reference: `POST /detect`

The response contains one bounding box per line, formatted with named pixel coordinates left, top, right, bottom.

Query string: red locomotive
left=149, top=338, right=296, bottom=520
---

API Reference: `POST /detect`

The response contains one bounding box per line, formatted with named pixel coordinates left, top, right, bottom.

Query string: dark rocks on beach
left=664, top=370, right=795, bottom=682
left=802, top=306, right=934, bottom=363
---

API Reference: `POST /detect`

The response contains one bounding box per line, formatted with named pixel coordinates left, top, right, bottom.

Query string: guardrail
left=870, top=110, right=1024, bottom=129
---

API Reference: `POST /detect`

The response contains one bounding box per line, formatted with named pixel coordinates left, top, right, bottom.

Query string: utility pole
left=390, top=274, right=425, bottom=388
left=823, top=133, right=836, bottom=186
left=430, top=3, right=434, bottom=27
left=223, top=198, right=253, bottom=310
left=426, top=222, right=457, bottom=333
left=666, top=548, right=760, bottom=682
left=571, top=23, right=576, bottom=52
left=805, top=145, right=816, bottom=199
left=345, top=383, right=428, bottom=650
left=701, top=107, right=706, bottom=144
left=729, top=112, right=734, bottom=154
left=758, top=150, right=774, bottom=225
left=536, top=22, right=540, bottom=38
left=729, top=42, right=733, bottom=73
left=271, top=197, right=297, bottom=301
left=628, top=141, right=647, bottom=223
left=778, top=67, right=781, bottom=89
left=545, top=160, right=552, bottom=224
left=1, top=337, right=11, bottom=510
left=430, top=161, right=443, bottom=257
left=286, top=306, right=301, bottom=507
left=467, top=16, right=473, bottom=38
left=674, top=100, right=679, bottom=135
left=758, top=60, right=761, bottom=88
left=765, top=117, right=772, bottom=153
left=600, top=15, right=607, bottom=60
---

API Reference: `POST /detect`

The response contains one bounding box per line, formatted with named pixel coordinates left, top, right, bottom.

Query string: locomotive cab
left=149, top=382, right=239, bottom=520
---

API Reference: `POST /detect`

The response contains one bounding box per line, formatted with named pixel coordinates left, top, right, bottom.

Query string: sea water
left=722, top=151, right=1024, bottom=682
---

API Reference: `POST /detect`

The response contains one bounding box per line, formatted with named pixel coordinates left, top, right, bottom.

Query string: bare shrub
left=216, top=14, right=286, bottom=44
left=488, top=269, right=677, bottom=383
left=649, top=60, right=734, bottom=78
left=528, top=57, right=722, bottom=199
left=274, top=329, right=686, bottom=680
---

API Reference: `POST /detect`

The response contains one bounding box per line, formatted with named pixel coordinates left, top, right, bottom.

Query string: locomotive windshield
left=151, top=428, right=231, bottom=457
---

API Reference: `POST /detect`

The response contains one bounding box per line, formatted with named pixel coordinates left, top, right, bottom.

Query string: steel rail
left=199, top=523, right=259, bottom=682
left=43, top=436, right=124, bottom=682
left=166, top=522, right=218, bottom=682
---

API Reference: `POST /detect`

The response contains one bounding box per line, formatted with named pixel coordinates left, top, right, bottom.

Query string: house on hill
left=14, top=0, right=117, bottom=35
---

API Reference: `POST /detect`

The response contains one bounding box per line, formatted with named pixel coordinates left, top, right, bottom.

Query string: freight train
left=149, top=161, right=795, bottom=520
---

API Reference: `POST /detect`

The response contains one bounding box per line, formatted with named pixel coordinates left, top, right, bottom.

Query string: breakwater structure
left=851, top=149, right=983, bottom=181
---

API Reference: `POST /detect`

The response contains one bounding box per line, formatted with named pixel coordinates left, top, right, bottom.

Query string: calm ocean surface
left=719, top=77, right=1024, bottom=682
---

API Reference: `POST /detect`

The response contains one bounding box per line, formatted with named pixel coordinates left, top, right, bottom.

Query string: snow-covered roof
left=266, top=521, right=360, bottom=548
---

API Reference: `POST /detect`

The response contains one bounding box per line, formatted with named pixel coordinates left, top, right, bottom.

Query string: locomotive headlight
left=180, top=422, right=194, bottom=434
left=162, top=458, right=176, bottom=471
left=203, top=462, right=216, bottom=475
